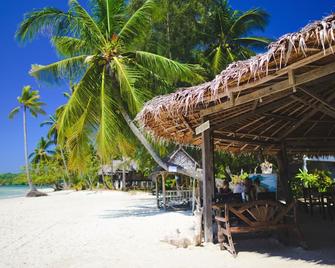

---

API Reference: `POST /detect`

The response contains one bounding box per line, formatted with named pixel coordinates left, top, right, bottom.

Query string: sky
left=0, top=0, right=334, bottom=173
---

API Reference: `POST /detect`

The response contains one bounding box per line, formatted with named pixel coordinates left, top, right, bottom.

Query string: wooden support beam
left=213, top=132, right=278, bottom=147
left=212, top=96, right=292, bottom=131
left=299, top=87, right=335, bottom=113
left=276, top=143, right=291, bottom=202
left=202, top=128, right=214, bottom=243
left=288, top=68, right=296, bottom=92
left=181, top=115, right=195, bottom=135
left=291, top=93, right=335, bottom=119
left=279, top=91, right=335, bottom=140
left=162, top=173, right=166, bottom=210
left=201, top=58, right=335, bottom=117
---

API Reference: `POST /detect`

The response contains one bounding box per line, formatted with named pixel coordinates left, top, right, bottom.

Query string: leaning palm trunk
left=23, top=107, right=36, bottom=192
left=120, top=109, right=201, bottom=180
left=60, top=147, right=70, bottom=188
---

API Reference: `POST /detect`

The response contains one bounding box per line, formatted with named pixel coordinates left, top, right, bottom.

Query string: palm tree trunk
left=119, top=109, right=200, bottom=180
left=60, top=147, right=69, bottom=188
left=121, top=157, right=126, bottom=191
left=23, top=106, right=36, bottom=191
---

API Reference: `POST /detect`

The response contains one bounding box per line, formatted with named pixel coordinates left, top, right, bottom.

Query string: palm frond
left=52, top=36, right=91, bottom=57
left=119, top=0, right=156, bottom=49
left=230, top=8, right=269, bottom=36
left=16, top=7, right=72, bottom=44
left=113, top=57, right=142, bottom=114
left=69, top=0, right=106, bottom=46
left=30, top=55, right=88, bottom=84
left=58, top=65, right=101, bottom=145
left=8, top=106, right=20, bottom=119
left=96, top=68, right=120, bottom=160
left=235, top=36, right=271, bottom=48
left=134, top=51, right=204, bottom=84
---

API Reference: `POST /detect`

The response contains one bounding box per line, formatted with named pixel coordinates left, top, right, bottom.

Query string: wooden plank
left=196, top=120, right=210, bottom=135
left=201, top=128, right=214, bottom=243
left=162, top=174, right=166, bottom=210
left=213, top=132, right=277, bottom=147
left=181, top=115, right=195, bottom=135
left=212, top=96, right=292, bottom=131
left=299, top=87, right=335, bottom=113
left=201, top=59, right=335, bottom=117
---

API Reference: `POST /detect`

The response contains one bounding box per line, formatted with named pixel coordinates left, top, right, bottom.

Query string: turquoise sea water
left=0, top=185, right=29, bottom=199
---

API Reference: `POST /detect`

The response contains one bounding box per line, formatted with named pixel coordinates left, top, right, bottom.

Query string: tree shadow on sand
left=100, top=203, right=192, bottom=219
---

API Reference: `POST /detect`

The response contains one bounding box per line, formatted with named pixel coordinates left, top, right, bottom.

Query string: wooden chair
left=215, top=200, right=304, bottom=257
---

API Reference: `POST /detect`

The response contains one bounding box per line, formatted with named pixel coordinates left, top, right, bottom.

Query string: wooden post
left=162, top=173, right=167, bottom=210
left=202, top=128, right=214, bottom=243
left=277, top=142, right=292, bottom=202
left=155, top=175, right=159, bottom=208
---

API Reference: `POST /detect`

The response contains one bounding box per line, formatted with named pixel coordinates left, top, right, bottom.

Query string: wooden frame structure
left=138, top=14, right=335, bottom=242
left=151, top=147, right=200, bottom=210
left=214, top=200, right=304, bottom=256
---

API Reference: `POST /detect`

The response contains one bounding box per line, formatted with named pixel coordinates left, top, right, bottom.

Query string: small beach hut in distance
left=137, top=14, right=335, bottom=242
left=151, top=146, right=200, bottom=210
left=99, top=160, right=153, bottom=190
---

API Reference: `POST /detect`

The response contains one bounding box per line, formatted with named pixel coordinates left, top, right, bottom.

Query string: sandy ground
left=0, top=190, right=334, bottom=268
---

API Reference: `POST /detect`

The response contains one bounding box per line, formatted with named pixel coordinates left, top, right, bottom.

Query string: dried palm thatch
left=137, top=14, right=335, bottom=155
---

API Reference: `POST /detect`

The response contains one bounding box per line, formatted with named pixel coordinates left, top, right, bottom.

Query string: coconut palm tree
left=9, top=85, right=46, bottom=194
left=40, top=114, right=70, bottom=187
left=29, top=137, right=55, bottom=164
left=16, top=0, right=203, bottom=174
left=205, top=0, right=271, bottom=75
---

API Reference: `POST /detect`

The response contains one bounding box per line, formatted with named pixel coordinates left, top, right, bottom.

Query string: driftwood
left=26, top=190, right=48, bottom=197
left=214, top=200, right=305, bottom=257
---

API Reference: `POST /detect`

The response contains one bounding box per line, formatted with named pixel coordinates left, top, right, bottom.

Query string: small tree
left=9, top=85, right=47, bottom=196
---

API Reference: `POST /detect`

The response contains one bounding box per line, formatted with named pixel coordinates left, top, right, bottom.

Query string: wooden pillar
left=277, top=142, right=292, bottom=202
left=155, top=175, right=159, bottom=208
left=202, top=128, right=214, bottom=243
left=162, top=173, right=167, bottom=210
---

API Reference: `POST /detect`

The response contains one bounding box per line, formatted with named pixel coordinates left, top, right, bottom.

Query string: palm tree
left=16, top=0, right=203, bottom=176
left=29, top=137, right=55, bottom=164
left=204, top=0, right=271, bottom=75
left=9, top=85, right=46, bottom=194
left=40, top=114, right=70, bottom=187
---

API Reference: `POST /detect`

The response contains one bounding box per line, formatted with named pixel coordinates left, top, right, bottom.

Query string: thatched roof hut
left=137, top=14, right=335, bottom=156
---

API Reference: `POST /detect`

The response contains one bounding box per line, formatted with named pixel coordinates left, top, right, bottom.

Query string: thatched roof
left=137, top=14, right=335, bottom=156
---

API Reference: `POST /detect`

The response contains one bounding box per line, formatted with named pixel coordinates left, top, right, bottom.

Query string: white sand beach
left=0, top=190, right=334, bottom=268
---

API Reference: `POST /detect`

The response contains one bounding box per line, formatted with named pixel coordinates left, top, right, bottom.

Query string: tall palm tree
left=204, top=0, right=271, bottom=75
left=29, top=137, right=55, bottom=164
left=16, top=0, right=203, bottom=174
left=41, top=114, right=70, bottom=187
left=9, top=85, right=46, bottom=193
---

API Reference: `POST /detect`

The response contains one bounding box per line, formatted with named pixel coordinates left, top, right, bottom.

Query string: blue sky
left=0, top=1, right=334, bottom=173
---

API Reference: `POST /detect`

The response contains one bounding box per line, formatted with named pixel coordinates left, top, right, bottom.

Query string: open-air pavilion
left=137, top=14, right=335, bottom=243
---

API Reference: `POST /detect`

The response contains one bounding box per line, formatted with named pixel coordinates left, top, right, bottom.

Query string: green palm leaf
left=30, top=55, right=88, bottom=84
left=134, top=51, right=204, bottom=84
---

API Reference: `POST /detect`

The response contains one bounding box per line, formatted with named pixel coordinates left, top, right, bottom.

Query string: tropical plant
left=9, top=85, right=46, bottom=194
left=203, top=0, right=270, bottom=75
left=295, top=169, right=319, bottom=188
left=16, top=0, right=204, bottom=173
left=40, top=113, right=71, bottom=186
left=29, top=137, right=54, bottom=164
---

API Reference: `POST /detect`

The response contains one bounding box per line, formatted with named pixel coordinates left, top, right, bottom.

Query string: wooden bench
left=215, top=200, right=305, bottom=256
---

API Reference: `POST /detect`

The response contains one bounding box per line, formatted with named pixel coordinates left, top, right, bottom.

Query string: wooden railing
left=158, top=190, right=193, bottom=209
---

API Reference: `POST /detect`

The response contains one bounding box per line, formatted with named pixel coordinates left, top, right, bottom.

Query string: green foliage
left=295, top=169, right=319, bottom=188
left=292, top=169, right=334, bottom=197
left=16, top=0, right=204, bottom=171
left=0, top=173, right=24, bottom=185
left=9, top=85, right=46, bottom=119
